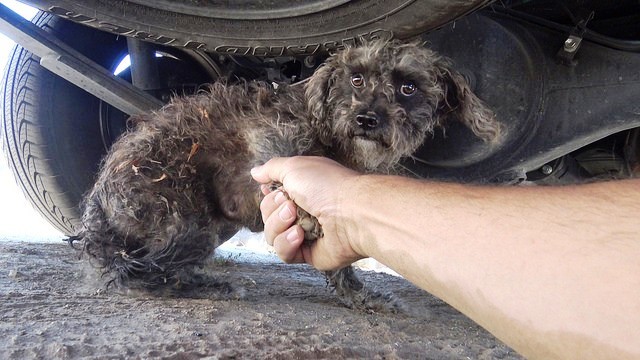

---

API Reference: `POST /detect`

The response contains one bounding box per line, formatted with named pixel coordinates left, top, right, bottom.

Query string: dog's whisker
left=396, top=163, right=424, bottom=179
left=407, top=155, right=434, bottom=167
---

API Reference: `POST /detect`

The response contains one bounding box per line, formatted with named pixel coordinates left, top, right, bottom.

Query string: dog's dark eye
left=350, top=73, right=365, bottom=88
left=400, top=82, right=417, bottom=96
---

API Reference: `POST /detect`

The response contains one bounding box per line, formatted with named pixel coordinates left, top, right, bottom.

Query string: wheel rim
left=98, top=47, right=221, bottom=151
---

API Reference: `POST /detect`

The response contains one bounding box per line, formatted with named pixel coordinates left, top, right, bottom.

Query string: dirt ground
left=0, top=241, right=522, bottom=359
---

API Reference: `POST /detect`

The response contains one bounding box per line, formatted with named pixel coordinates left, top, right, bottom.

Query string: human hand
left=250, top=156, right=365, bottom=270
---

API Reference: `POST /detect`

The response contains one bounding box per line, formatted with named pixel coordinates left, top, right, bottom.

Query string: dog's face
left=305, top=40, right=501, bottom=172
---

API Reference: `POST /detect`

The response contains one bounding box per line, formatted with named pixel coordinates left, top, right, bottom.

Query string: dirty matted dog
left=78, top=40, right=501, bottom=311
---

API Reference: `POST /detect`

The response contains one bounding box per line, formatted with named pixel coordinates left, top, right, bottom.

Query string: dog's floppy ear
left=435, top=64, right=502, bottom=143
left=304, top=61, right=336, bottom=145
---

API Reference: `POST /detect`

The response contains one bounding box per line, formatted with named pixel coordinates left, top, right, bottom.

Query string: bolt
left=541, top=164, right=553, bottom=175
left=564, top=38, right=578, bottom=51
left=303, top=56, right=316, bottom=68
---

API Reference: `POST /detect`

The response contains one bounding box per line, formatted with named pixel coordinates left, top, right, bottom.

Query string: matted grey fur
left=78, top=40, right=500, bottom=310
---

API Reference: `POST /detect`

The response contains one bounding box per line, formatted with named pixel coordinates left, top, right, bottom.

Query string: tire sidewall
left=2, top=13, right=128, bottom=234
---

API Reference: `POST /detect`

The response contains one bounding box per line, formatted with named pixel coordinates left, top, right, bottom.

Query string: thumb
left=250, top=157, right=290, bottom=184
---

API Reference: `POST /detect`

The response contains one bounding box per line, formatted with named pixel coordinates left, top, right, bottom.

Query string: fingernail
left=278, top=205, right=294, bottom=222
left=274, top=191, right=286, bottom=205
left=250, top=166, right=262, bottom=177
left=286, top=228, right=299, bottom=243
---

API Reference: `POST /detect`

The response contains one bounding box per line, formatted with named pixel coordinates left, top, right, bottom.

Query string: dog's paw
left=297, top=208, right=323, bottom=243
left=341, top=288, right=406, bottom=314
left=268, top=181, right=323, bottom=243
left=267, top=181, right=282, bottom=193
left=326, top=267, right=406, bottom=313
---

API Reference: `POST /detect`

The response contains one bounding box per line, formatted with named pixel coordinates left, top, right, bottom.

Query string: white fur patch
left=353, top=137, right=385, bottom=169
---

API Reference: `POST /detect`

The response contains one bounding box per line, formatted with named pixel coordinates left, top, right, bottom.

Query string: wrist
left=335, top=174, right=379, bottom=259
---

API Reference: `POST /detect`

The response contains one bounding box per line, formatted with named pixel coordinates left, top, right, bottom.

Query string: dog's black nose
left=356, top=113, right=379, bottom=130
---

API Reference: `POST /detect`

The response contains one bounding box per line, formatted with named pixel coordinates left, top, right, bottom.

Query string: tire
left=22, top=0, right=492, bottom=56
left=2, top=12, right=217, bottom=236
left=1, top=12, right=129, bottom=235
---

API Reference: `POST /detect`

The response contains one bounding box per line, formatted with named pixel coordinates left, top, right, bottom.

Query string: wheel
left=22, top=0, right=492, bottom=55
left=1, top=12, right=217, bottom=235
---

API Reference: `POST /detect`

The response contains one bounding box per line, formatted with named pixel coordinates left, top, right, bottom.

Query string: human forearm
left=344, top=176, right=640, bottom=359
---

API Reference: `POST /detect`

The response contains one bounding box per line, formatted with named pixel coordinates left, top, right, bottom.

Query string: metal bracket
left=0, top=3, right=163, bottom=115
left=556, top=11, right=594, bottom=66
